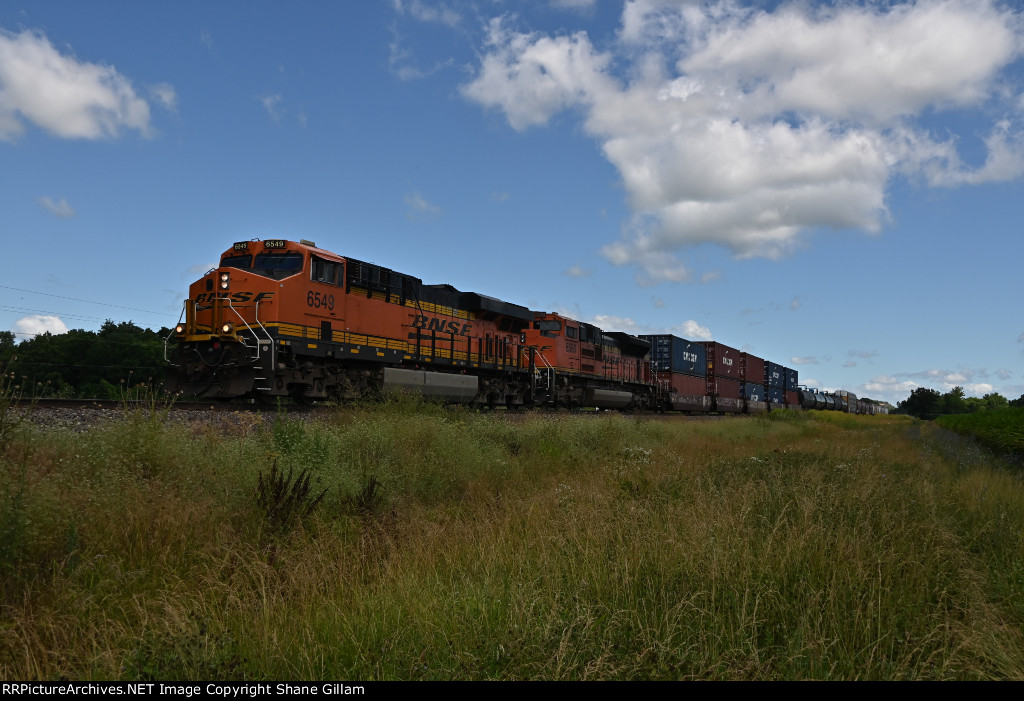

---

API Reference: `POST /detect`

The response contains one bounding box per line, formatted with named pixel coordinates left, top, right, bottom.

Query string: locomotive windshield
left=252, top=252, right=304, bottom=280
left=220, top=255, right=252, bottom=270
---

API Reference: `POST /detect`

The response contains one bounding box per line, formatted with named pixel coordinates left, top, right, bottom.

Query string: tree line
left=0, top=321, right=169, bottom=399
left=895, top=385, right=1024, bottom=420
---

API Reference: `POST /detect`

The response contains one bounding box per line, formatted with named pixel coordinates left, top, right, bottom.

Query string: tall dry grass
left=1, top=401, right=1022, bottom=679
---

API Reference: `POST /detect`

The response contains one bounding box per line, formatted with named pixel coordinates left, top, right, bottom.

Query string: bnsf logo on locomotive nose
left=412, top=315, right=472, bottom=336
left=195, top=291, right=275, bottom=304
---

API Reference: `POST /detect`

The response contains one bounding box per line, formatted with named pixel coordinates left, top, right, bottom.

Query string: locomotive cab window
left=534, top=319, right=562, bottom=338
left=220, top=255, right=252, bottom=270
left=252, top=252, right=304, bottom=280
left=311, top=257, right=338, bottom=284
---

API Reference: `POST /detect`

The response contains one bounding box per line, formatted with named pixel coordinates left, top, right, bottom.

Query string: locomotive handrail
left=222, top=296, right=274, bottom=362
left=163, top=301, right=190, bottom=367
left=533, top=347, right=555, bottom=396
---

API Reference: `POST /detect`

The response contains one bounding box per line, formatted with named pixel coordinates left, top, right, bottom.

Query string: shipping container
left=710, top=377, right=742, bottom=412
left=656, top=370, right=706, bottom=398
left=741, top=382, right=766, bottom=402
left=765, top=361, right=785, bottom=388
left=710, top=375, right=742, bottom=399
left=785, top=390, right=799, bottom=406
left=641, top=334, right=707, bottom=376
left=701, top=341, right=741, bottom=379
left=741, top=353, right=765, bottom=384
left=768, top=387, right=785, bottom=405
left=785, top=367, right=798, bottom=391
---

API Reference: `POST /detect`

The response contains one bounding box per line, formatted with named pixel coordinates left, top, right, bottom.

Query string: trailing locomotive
left=165, top=237, right=887, bottom=415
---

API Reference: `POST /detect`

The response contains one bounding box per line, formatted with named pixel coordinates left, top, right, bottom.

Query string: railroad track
left=12, top=397, right=735, bottom=420
left=10, top=397, right=315, bottom=412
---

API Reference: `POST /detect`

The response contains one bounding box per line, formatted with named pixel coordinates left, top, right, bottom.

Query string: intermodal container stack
left=640, top=334, right=710, bottom=411
left=702, top=341, right=743, bottom=413
left=784, top=367, right=800, bottom=408
left=740, top=352, right=767, bottom=413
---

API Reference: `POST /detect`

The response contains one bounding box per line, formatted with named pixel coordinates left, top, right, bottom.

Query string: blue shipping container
left=741, top=383, right=766, bottom=401
left=768, top=387, right=785, bottom=405
left=640, top=334, right=707, bottom=376
left=765, top=361, right=785, bottom=388
left=785, top=367, right=798, bottom=391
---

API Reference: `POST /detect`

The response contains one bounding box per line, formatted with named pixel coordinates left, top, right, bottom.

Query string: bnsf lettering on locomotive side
left=194, top=291, right=275, bottom=305
left=411, top=315, right=471, bottom=336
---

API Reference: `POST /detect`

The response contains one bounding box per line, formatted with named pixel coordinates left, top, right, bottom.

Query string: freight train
left=164, top=238, right=888, bottom=415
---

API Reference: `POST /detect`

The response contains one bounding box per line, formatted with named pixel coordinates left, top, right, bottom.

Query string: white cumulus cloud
left=0, top=28, right=157, bottom=141
left=462, top=1, right=1024, bottom=283
left=588, top=313, right=643, bottom=333
left=671, top=319, right=711, bottom=341
left=14, top=314, right=67, bottom=337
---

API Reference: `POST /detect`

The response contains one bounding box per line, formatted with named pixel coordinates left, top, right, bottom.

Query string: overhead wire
left=0, top=284, right=167, bottom=318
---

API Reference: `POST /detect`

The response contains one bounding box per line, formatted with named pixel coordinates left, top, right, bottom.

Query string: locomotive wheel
left=252, top=391, right=275, bottom=407
left=291, top=388, right=316, bottom=406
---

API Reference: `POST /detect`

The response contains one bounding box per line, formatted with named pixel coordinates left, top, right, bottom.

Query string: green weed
left=255, top=459, right=327, bottom=535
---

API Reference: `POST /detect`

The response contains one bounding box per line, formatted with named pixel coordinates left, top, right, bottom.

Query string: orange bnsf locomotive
left=165, top=238, right=656, bottom=408
left=165, top=237, right=890, bottom=414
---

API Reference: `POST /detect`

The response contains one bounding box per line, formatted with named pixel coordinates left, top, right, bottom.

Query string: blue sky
left=1, top=0, right=1022, bottom=405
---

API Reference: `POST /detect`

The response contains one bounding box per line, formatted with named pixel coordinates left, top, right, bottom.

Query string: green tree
left=963, top=397, right=984, bottom=413
left=942, top=386, right=967, bottom=415
left=10, top=321, right=167, bottom=397
left=897, top=387, right=943, bottom=419
left=0, top=331, right=14, bottom=363
left=983, top=392, right=1009, bottom=411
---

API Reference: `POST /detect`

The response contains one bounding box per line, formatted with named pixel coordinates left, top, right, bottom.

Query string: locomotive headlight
left=175, top=324, right=185, bottom=336
left=219, top=272, right=230, bottom=290
left=220, top=322, right=234, bottom=335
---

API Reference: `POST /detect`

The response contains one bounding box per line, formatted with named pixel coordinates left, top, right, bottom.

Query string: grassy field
left=936, top=407, right=1024, bottom=458
left=1, top=398, right=1023, bottom=680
